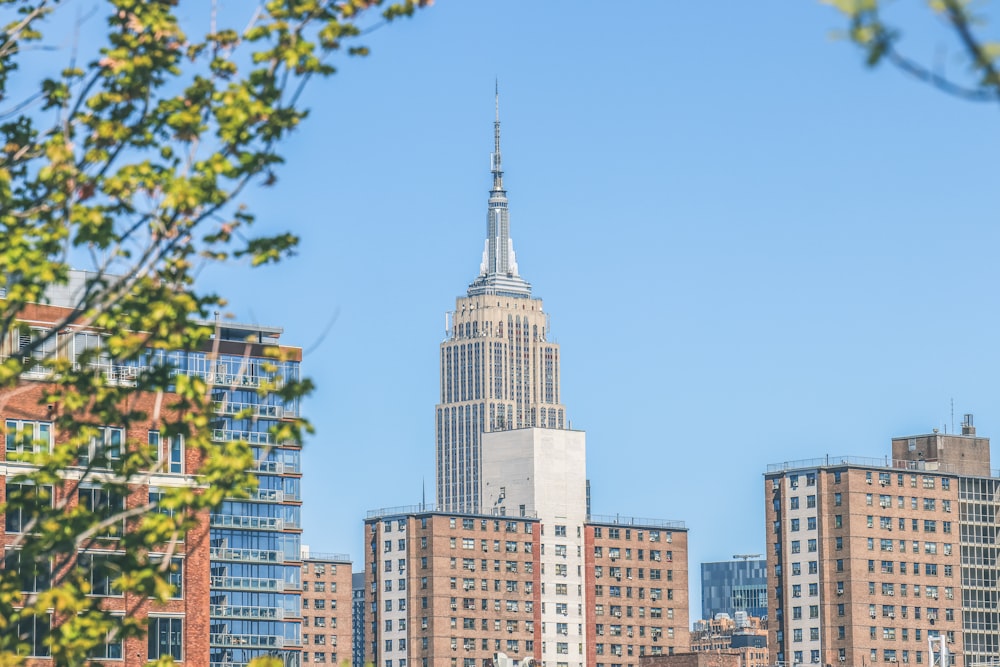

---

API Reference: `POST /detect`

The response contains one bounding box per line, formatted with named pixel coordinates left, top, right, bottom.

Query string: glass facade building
left=701, top=559, right=768, bottom=620
left=203, top=323, right=304, bottom=667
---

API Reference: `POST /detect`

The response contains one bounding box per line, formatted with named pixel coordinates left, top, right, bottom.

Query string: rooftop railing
left=365, top=503, right=538, bottom=520
left=766, top=455, right=1000, bottom=478
left=303, top=551, right=352, bottom=563
left=587, top=514, right=687, bottom=530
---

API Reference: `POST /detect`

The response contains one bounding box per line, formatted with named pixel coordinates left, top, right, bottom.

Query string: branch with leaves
left=823, top=0, right=1000, bottom=104
left=0, top=0, right=428, bottom=664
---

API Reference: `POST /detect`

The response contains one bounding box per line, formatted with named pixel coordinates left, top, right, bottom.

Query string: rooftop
left=765, top=454, right=1000, bottom=479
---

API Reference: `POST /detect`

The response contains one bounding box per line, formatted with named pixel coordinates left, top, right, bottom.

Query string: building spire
left=468, top=84, right=532, bottom=299
left=491, top=80, right=503, bottom=192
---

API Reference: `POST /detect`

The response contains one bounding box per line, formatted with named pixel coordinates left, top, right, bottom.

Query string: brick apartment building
left=301, top=551, right=353, bottom=664
left=586, top=518, right=689, bottom=664
left=765, top=416, right=995, bottom=666
left=364, top=509, right=541, bottom=667
left=363, top=503, right=689, bottom=667
left=1, top=300, right=210, bottom=664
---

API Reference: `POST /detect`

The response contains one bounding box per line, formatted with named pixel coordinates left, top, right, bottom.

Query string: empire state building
left=436, top=93, right=567, bottom=513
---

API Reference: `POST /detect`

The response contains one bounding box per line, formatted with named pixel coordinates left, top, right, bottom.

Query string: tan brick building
left=364, top=509, right=541, bottom=667
left=765, top=418, right=993, bottom=666
left=301, top=551, right=353, bottom=664
left=0, top=302, right=210, bottom=665
left=586, top=518, right=690, bottom=665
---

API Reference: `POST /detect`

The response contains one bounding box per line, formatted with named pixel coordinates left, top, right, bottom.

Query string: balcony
left=210, top=605, right=286, bottom=620
left=210, top=547, right=285, bottom=563
left=210, top=514, right=284, bottom=531
left=212, top=429, right=274, bottom=445
left=212, top=400, right=296, bottom=420
left=210, top=575, right=285, bottom=592
left=210, top=633, right=287, bottom=648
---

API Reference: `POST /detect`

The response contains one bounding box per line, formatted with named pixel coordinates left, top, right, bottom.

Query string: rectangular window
left=80, top=426, right=124, bottom=467
left=78, top=488, right=126, bottom=539
left=5, top=419, right=52, bottom=455
left=147, top=617, right=182, bottom=660
left=3, top=549, right=51, bottom=592
left=15, top=614, right=51, bottom=657
left=79, top=552, right=123, bottom=596
left=4, top=483, right=52, bottom=533
left=149, top=432, right=185, bottom=473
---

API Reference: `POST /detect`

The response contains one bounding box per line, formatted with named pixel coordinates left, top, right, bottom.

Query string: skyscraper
left=436, top=92, right=567, bottom=513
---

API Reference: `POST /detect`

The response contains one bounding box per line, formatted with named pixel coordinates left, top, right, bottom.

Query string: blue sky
left=230, top=0, right=1000, bottom=614
left=21, top=0, right=1000, bottom=618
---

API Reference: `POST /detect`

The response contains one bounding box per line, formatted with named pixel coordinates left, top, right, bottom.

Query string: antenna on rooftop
left=733, top=554, right=762, bottom=561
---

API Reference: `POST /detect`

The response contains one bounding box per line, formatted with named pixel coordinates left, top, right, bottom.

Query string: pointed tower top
left=468, top=86, right=532, bottom=299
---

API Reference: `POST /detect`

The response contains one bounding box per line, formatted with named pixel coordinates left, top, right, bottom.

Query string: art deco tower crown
left=436, top=91, right=567, bottom=513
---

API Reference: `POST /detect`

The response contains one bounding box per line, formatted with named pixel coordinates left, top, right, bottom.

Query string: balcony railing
left=210, top=605, right=285, bottom=620
left=212, top=401, right=297, bottom=420
left=209, top=575, right=284, bottom=592
left=209, top=633, right=286, bottom=648
left=212, top=429, right=274, bottom=445
left=210, top=547, right=285, bottom=563
left=210, top=514, right=284, bottom=531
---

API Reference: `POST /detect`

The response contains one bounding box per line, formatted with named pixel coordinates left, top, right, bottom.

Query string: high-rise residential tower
left=436, top=93, right=566, bottom=513
left=764, top=417, right=995, bottom=667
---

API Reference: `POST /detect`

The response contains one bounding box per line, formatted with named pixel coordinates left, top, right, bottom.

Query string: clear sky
left=23, top=0, right=1000, bottom=619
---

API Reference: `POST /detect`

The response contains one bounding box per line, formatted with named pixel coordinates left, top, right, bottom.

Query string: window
left=14, top=615, right=50, bottom=657
left=3, top=549, right=51, bottom=592
left=88, top=628, right=123, bottom=660
left=791, top=519, right=800, bottom=532
left=80, top=426, right=124, bottom=466
left=5, top=419, right=51, bottom=455
left=834, top=493, right=842, bottom=506
left=555, top=525, right=567, bottom=537
left=78, top=488, right=126, bottom=538
left=79, top=552, right=124, bottom=596
left=148, top=431, right=184, bottom=473
left=4, top=483, right=52, bottom=533
left=148, top=617, right=182, bottom=660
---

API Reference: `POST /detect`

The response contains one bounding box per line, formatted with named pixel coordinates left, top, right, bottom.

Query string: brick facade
left=1, top=303, right=210, bottom=665
left=301, top=554, right=353, bottom=664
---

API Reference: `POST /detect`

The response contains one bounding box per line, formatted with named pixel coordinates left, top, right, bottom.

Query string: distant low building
left=639, top=652, right=741, bottom=667
left=690, top=613, right=769, bottom=667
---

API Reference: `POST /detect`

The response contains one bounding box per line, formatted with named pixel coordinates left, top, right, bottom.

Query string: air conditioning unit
left=888, top=591, right=894, bottom=596
left=867, top=479, right=873, bottom=485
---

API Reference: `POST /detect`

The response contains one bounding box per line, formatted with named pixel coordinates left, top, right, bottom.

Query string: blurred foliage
left=824, top=0, right=1000, bottom=103
left=0, top=0, right=427, bottom=664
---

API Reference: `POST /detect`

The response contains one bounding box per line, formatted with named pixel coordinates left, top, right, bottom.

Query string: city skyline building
left=207, top=321, right=305, bottom=666
left=764, top=416, right=993, bottom=667
left=435, top=92, right=566, bottom=513
left=700, top=559, right=768, bottom=621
